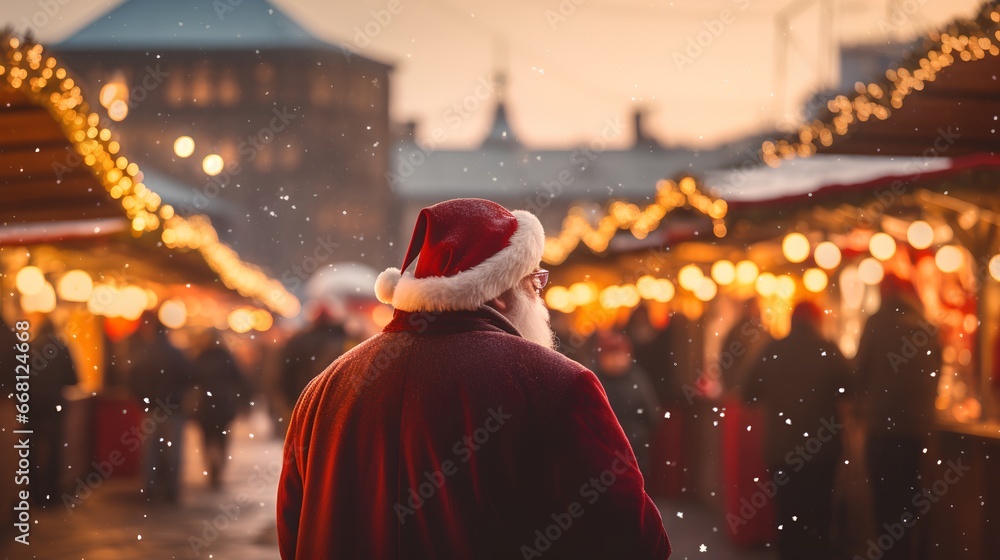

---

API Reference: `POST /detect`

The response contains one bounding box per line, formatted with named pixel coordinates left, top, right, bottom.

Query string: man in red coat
left=278, top=198, right=670, bottom=559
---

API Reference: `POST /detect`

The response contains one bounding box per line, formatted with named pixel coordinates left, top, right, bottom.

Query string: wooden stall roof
left=0, top=33, right=299, bottom=317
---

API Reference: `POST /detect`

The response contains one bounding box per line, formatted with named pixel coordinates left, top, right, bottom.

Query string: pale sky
left=1, top=0, right=983, bottom=148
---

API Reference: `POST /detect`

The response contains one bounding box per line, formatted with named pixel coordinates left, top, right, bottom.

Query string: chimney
left=633, top=109, right=647, bottom=146
left=632, top=109, right=660, bottom=148
left=399, top=120, right=418, bottom=143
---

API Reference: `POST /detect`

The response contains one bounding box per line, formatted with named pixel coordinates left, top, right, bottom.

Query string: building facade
left=52, top=0, right=396, bottom=289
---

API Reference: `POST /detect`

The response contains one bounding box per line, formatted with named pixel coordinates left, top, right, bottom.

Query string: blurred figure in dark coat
left=192, top=329, right=249, bottom=489
left=627, top=305, right=684, bottom=406
left=720, top=299, right=772, bottom=397
left=279, top=304, right=348, bottom=410
left=127, top=313, right=194, bottom=503
left=744, top=301, right=851, bottom=560
left=855, top=275, right=941, bottom=560
left=593, top=330, right=661, bottom=477
left=27, top=314, right=78, bottom=506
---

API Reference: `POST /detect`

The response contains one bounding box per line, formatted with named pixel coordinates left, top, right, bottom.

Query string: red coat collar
left=382, top=305, right=522, bottom=338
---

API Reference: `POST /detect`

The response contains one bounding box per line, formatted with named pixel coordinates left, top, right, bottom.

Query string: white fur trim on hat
left=374, top=210, right=544, bottom=312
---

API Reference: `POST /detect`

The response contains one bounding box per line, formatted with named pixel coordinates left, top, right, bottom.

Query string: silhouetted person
left=593, top=330, right=661, bottom=476
left=192, top=329, right=249, bottom=489
left=127, top=313, right=193, bottom=503
left=279, top=304, right=347, bottom=409
left=719, top=298, right=775, bottom=546
left=855, top=275, right=940, bottom=560
left=744, top=302, right=850, bottom=560
left=720, top=299, right=772, bottom=397
left=27, top=314, right=78, bottom=506
left=627, top=304, right=684, bottom=406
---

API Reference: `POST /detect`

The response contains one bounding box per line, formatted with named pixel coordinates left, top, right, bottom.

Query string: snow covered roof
left=55, top=0, right=332, bottom=51
left=703, top=155, right=955, bottom=203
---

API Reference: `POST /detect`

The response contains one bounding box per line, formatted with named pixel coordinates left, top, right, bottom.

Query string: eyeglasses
left=528, top=269, right=549, bottom=294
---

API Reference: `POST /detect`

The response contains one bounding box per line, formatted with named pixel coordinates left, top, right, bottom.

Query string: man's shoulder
left=371, top=328, right=592, bottom=389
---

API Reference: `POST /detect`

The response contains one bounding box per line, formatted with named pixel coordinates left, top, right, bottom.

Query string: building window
left=166, top=64, right=186, bottom=106
left=219, top=69, right=241, bottom=105
left=255, top=62, right=275, bottom=101
left=191, top=62, right=213, bottom=105
left=310, top=73, right=332, bottom=105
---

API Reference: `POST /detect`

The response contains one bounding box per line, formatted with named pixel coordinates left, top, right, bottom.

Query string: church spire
left=481, top=69, right=519, bottom=148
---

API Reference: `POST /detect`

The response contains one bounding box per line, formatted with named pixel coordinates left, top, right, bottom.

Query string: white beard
left=504, top=286, right=557, bottom=350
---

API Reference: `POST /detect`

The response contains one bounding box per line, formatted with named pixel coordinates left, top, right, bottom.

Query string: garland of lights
left=542, top=2, right=1000, bottom=314
left=0, top=35, right=299, bottom=318
left=542, top=176, right=728, bottom=265
left=760, top=2, right=1000, bottom=168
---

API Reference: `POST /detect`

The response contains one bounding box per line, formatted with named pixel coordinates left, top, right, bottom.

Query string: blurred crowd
left=0, top=271, right=950, bottom=560
left=560, top=273, right=941, bottom=560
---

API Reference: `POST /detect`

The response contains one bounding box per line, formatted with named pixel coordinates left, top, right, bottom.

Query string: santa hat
left=375, top=198, right=545, bottom=312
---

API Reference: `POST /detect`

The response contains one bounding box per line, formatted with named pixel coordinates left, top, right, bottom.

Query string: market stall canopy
left=0, top=33, right=299, bottom=318
left=705, top=154, right=1000, bottom=205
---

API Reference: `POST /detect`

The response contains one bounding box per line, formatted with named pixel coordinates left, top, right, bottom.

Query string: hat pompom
left=375, top=267, right=402, bottom=304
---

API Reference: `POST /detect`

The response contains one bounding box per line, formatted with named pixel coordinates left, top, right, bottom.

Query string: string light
left=57, top=270, right=94, bottom=302
left=907, top=220, right=934, bottom=249
left=935, top=245, right=964, bottom=273
left=760, top=4, right=1000, bottom=167
left=755, top=273, right=778, bottom=297
left=710, top=260, right=736, bottom=286
left=858, top=257, right=885, bottom=285
left=174, top=135, right=195, bottom=158
left=869, top=232, right=897, bottom=261
left=814, top=241, right=842, bottom=270
left=735, top=260, right=759, bottom=284
left=0, top=34, right=300, bottom=319
left=542, top=177, right=727, bottom=265
left=678, top=264, right=704, bottom=291
left=15, top=266, right=45, bottom=295
left=803, top=268, right=828, bottom=292
left=989, top=254, right=1000, bottom=282
left=782, top=233, right=810, bottom=264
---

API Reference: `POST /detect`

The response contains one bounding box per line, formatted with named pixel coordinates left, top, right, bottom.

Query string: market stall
left=537, top=3, right=1000, bottom=556
left=0, top=33, right=300, bottom=505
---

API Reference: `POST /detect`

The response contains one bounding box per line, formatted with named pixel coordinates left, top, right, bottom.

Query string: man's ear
left=489, top=287, right=515, bottom=312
